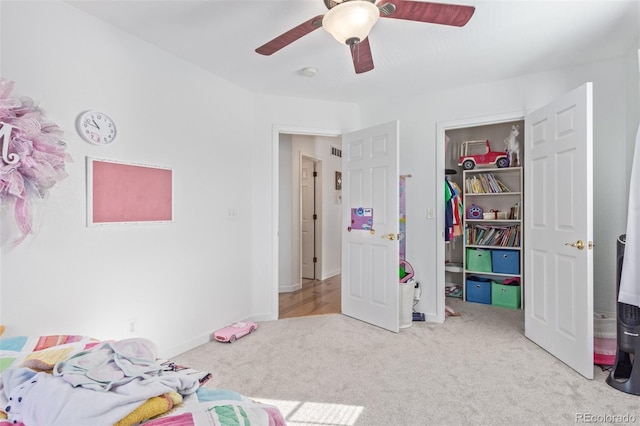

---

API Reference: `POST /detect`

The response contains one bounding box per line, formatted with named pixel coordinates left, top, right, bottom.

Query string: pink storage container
left=594, top=311, right=616, bottom=366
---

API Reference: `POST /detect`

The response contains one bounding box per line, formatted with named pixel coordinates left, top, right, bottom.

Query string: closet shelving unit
left=462, top=166, right=523, bottom=307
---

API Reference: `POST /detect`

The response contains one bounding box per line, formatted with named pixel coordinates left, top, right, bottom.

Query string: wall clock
left=76, top=111, right=117, bottom=145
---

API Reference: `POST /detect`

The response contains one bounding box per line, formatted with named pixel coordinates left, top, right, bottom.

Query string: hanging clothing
left=445, top=180, right=453, bottom=242
left=619, top=126, right=640, bottom=308
left=449, top=181, right=464, bottom=237
left=445, top=179, right=463, bottom=241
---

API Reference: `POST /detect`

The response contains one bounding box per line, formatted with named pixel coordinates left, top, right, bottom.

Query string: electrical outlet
left=127, top=318, right=139, bottom=335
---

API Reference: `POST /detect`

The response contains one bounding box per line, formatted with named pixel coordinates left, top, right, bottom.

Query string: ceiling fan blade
left=379, top=1, right=475, bottom=27
left=350, top=37, right=374, bottom=74
left=255, top=15, right=324, bottom=56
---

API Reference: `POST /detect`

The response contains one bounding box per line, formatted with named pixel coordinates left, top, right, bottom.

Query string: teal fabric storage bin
left=466, top=276, right=491, bottom=304
left=491, top=282, right=521, bottom=309
left=466, top=248, right=492, bottom=272
left=491, top=250, right=520, bottom=274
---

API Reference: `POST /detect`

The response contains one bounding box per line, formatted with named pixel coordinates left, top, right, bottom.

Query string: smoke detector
left=300, top=67, right=318, bottom=78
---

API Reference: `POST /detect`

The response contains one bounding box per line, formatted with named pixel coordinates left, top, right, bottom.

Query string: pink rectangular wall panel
left=92, top=160, right=172, bottom=223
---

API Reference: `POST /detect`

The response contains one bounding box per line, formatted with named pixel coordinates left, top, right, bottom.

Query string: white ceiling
left=66, top=0, right=639, bottom=103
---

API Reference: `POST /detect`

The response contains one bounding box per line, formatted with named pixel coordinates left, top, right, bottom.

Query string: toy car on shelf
left=458, top=139, right=508, bottom=170
left=213, top=321, right=258, bottom=343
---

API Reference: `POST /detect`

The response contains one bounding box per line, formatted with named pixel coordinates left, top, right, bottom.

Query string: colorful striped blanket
left=0, top=335, right=285, bottom=426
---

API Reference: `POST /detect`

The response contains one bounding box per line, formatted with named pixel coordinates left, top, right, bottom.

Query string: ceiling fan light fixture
left=322, top=1, right=379, bottom=46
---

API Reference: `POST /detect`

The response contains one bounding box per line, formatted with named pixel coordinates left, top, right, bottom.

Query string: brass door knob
left=565, top=240, right=585, bottom=250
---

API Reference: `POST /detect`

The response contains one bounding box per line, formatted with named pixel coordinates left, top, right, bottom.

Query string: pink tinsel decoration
left=0, top=78, right=70, bottom=244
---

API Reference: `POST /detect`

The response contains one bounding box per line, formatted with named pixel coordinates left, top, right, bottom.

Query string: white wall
left=0, top=0, right=255, bottom=357
left=278, top=134, right=294, bottom=293
left=317, top=137, right=343, bottom=280
left=360, top=56, right=639, bottom=316
left=0, top=0, right=359, bottom=357
left=625, top=49, right=640, bottom=210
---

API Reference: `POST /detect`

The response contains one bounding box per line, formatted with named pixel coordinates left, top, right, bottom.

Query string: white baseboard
left=248, top=314, right=278, bottom=323
left=279, top=282, right=302, bottom=293
left=320, top=270, right=341, bottom=280
left=160, top=313, right=280, bottom=358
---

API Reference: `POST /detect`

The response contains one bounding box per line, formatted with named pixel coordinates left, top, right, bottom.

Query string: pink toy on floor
left=213, top=322, right=258, bottom=343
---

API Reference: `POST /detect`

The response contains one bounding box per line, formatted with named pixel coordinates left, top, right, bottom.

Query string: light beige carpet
left=174, top=299, right=639, bottom=425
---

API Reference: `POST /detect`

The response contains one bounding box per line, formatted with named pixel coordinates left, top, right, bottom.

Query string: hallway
left=278, top=275, right=341, bottom=319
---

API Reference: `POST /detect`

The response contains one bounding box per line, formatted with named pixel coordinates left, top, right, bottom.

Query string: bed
left=0, top=333, right=286, bottom=426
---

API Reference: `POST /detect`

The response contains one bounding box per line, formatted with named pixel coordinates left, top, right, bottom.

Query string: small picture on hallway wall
left=87, top=157, right=173, bottom=226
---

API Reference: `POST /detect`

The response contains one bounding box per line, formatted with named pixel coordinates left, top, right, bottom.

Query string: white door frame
left=272, top=125, right=342, bottom=317
left=436, top=111, right=525, bottom=323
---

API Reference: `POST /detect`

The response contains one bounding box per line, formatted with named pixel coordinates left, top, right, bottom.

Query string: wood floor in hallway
left=278, top=275, right=341, bottom=319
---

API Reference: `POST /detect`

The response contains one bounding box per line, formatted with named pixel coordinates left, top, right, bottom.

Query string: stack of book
left=465, top=224, right=520, bottom=247
left=465, top=173, right=511, bottom=194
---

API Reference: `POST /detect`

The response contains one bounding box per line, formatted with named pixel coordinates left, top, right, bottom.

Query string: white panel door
left=301, top=158, right=315, bottom=279
left=342, top=121, right=400, bottom=332
left=524, top=83, right=594, bottom=379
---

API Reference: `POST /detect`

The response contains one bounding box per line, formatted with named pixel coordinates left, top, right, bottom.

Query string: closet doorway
left=437, top=83, right=595, bottom=379
left=441, top=118, right=525, bottom=313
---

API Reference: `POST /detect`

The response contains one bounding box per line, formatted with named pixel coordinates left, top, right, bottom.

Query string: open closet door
left=341, top=121, right=400, bottom=332
left=524, top=83, right=594, bottom=379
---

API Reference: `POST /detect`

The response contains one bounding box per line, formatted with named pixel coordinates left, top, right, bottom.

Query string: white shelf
left=465, top=219, right=520, bottom=223
left=465, top=192, right=522, bottom=196
left=466, top=244, right=521, bottom=250
left=463, top=166, right=523, bottom=308
left=465, top=271, right=521, bottom=279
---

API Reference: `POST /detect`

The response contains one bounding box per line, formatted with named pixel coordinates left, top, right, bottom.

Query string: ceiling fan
left=255, top=0, right=475, bottom=74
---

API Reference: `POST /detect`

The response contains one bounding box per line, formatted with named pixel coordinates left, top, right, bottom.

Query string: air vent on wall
left=331, top=146, right=342, bottom=158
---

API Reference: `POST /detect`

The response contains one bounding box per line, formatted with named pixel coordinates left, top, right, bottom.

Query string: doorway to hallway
left=277, top=131, right=342, bottom=302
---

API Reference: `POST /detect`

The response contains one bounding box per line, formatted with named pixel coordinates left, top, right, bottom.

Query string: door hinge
left=313, top=257, right=317, bottom=263
left=313, top=214, right=317, bottom=220
left=313, top=171, right=318, bottom=177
